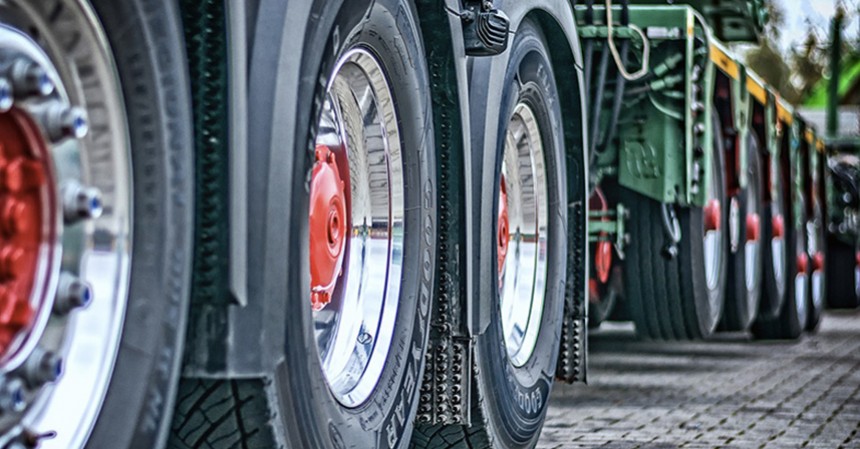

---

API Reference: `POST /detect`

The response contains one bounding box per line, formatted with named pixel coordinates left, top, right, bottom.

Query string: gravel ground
left=538, top=311, right=860, bottom=449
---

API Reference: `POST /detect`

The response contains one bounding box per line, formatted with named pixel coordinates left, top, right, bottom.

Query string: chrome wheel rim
left=310, top=48, right=403, bottom=407
left=498, top=103, right=548, bottom=368
left=744, top=168, right=762, bottom=315
left=771, top=158, right=787, bottom=298
left=794, top=231, right=808, bottom=325
left=0, top=3, right=132, bottom=447
left=703, top=162, right=723, bottom=295
left=807, top=220, right=823, bottom=311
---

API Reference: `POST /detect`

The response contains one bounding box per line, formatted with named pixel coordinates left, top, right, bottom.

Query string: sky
left=776, top=0, right=859, bottom=53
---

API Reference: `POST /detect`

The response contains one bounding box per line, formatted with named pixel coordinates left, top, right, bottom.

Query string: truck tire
left=806, top=194, right=825, bottom=331
left=0, top=1, right=194, bottom=448
left=825, top=236, right=860, bottom=308
left=759, top=143, right=788, bottom=320
left=171, top=1, right=437, bottom=448
left=623, top=113, right=727, bottom=340
left=722, top=134, right=763, bottom=331
left=589, top=267, right=621, bottom=328
left=753, top=162, right=808, bottom=340
left=412, top=19, right=568, bottom=448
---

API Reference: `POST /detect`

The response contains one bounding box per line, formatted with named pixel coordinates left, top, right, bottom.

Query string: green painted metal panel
left=626, top=0, right=765, bottom=42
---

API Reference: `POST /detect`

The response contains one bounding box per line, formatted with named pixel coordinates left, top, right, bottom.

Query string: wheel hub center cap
left=0, top=110, right=54, bottom=358
left=497, top=176, right=509, bottom=279
left=309, top=144, right=347, bottom=311
left=746, top=213, right=761, bottom=242
left=704, top=199, right=722, bottom=232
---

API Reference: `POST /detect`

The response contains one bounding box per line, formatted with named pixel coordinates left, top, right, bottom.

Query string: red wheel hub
left=797, top=252, right=809, bottom=274
left=498, top=176, right=510, bottom=278
left=309, top=144, right=348, bottom=312
left=704, top=199, right=721, bottom=231
left=589, top=188, right=612, bottom=284
left=772, top=214, right=785, bottom=239
left=0, top=109, right=53, bottom=356
left=746, top=213, right=760, bottom=242
left=812, top=252, right=824, bottom=272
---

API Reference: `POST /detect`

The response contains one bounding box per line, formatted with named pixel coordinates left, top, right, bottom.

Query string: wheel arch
left=466, top=0, right=589, bottom=381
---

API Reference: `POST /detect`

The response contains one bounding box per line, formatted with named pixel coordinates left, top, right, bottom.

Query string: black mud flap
left=557, top=201, right=588, bottom=384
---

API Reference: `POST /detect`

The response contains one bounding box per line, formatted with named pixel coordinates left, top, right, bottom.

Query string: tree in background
left=744, top=0, right=848, bottom=104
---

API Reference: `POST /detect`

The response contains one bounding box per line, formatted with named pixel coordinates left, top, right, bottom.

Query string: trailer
left=0, top=0, right=839, bottom=448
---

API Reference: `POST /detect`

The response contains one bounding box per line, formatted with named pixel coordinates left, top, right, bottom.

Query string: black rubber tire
left=622, top=114, right=727, bottom=340
left=753, top=159, right=808, bottom=340
left=722, top=134, right=763, bottom=331
left=72, top=1, right=194, bottom=448
left=588, top=266, right=621, bottom=329
left=806, top=202, right=826, bottom=332
left=759, top=145, right=788, bottom=320
left=172, top=1, right=437, bottom=448
left=825, top=235, right=860, bottom=308
left=411, top=19, right=567, bottom=449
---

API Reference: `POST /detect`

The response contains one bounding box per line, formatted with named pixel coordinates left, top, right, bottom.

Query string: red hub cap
left=812, top=252, right=824, bottom=272
left=309, top=144, right=348, bottom=312
left=772, top=214, right=785, bottom=239
left=704, top=199, right=721, bottom=231
left=498, top=176, right=510, bottom=278
left=746, top=213, right=760, bottom=242
left=797, top=252, right=809, bottom=274
left=589, top=188, right=612, bottom=284
left=0, top=109, right=52, bottom=356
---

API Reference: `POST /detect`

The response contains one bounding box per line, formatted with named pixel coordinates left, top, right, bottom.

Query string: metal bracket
left=457, top=1, right=509, bottom=56
left=588, top=203, right=630, bottom=259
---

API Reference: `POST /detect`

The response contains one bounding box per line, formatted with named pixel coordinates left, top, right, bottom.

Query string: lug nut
left=39, top=104, right=88, bottom=142
left=0, top=378, right=25, bottom=413
left=62, top=181, right=103, bottom=223
left=8, top=59, right=54, bottom=98
left=53, top=272, right=93, bottom=315
left=0, top=78, right=12, bottom=113
left=19, top=347, right=63, bottom=388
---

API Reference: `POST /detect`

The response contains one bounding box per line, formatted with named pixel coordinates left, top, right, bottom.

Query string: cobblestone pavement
left=538, top=311, right=860, bottom=449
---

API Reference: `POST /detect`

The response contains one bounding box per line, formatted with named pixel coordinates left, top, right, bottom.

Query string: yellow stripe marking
left=710, top=43, right=739, bottom=80
left=746, top=77, right=767, bottom=105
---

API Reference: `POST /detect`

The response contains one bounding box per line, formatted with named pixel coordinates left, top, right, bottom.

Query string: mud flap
left=557, top=201, right=588, bottom=384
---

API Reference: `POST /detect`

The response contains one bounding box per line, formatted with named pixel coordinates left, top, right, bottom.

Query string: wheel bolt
left=19, top=347, right=63, bottom=388
left=62, top=181, right=103, bottom=223
left=53, top=272, right=93, bottom=315
left=39, top=104, right=88, bottom=142
left=0, top=78, right=12, bottom=113
left=0, top=378, right=26, bottom=413
left=8, top=59, right=54, bottom=98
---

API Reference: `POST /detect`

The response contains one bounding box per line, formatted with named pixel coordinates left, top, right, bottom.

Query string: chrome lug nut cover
left=7, top=59, right=53, bottom=99
left=61, top=182, right=103, bottom=224
left=0, top=379, right=24, bottom=414
left=52, top=273, right=93, bottom=316
left=18, top=348, right=62, bottom=388
left=37, top=104, right=88, bottom=143
left=0, top=79, right=11, bottom=113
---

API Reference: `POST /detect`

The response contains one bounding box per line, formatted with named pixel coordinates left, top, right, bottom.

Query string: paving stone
left=539, top=312, right=860, bottom=448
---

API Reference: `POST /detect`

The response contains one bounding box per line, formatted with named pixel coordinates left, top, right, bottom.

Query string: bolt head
left=54, top=272, right=93, bottom=315
left=9, top=59, right=54, bottom=98
left=0, top=78, right=12, bottom=113
left=63, top=182, right=103, bottom=223
left=0, top=378, right=25, bottom=413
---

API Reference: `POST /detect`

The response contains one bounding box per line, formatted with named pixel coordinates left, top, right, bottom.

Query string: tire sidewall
left=725, top=135, right=763, bottom=330
left=682, top=113, right=728, bottom=336
left=77, top=1, right=194, bottom=447
left=478, top=19, right=567, bottom=446
left=761, top=145, right=787, bottom=318
left=274, top=0, right=435, bottom=447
